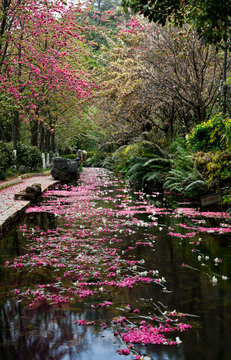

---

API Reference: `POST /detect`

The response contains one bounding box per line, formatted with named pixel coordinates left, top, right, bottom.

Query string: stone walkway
left=0, top=175, right=59, bottom=237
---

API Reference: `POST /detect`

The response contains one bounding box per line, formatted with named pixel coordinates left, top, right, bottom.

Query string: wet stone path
left=0, top=168, right=231, bottom=360
left=0, top=175, right=58, bottom=236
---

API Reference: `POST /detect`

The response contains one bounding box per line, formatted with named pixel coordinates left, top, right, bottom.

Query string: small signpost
left=201, top=192, right=222, bottom=207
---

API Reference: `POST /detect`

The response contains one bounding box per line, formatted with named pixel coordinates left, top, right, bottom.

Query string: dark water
left=0, top=168, right=231, bottom=360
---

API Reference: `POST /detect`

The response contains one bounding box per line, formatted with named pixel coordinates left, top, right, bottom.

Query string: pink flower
left=117, top=349, right=130, bottom=355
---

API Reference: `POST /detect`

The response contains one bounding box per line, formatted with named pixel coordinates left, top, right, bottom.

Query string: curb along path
left=0, top=175, right=59, bottom=237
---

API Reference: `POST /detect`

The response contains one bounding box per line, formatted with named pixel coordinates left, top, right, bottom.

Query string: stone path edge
left=0, top=177, right=59, bottom=238
left=0, top=171, right=51, bottom=190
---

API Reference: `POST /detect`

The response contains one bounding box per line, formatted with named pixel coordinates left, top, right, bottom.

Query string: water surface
left=0, top=168, right=231, bottom=360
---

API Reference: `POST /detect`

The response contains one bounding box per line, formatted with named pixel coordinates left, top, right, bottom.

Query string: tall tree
left=0, top=0, right=96, bottom=150
left=122, top=0, right=231, bottom=115
left=96, top=18, right=224, bottom=143
left=122, top=0, right=231, bottom=44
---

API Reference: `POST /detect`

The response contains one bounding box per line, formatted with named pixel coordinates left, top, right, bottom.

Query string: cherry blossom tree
left=0, top=0, right=96, bottom=152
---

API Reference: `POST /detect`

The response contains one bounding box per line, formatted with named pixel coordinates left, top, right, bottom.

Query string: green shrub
left=111, top=141, right=172, bottom=189
left=195, top=150, right=231, bottom=190
left=0, top=141, right=15, bottom=171
left=187, top=113, right=231, bottom=151
left=164, top=141, right=208, bottom=199
left=16, top=143, right=42, bottom=170
left=87, top=151, right=95, bottom=159
left=85, top=151, right=110, bottom=168
left=62, top=154, right=76, bottom=160
left=112, top=141, right=159, bottom=174
left=0, top=170, right=7, bottom=180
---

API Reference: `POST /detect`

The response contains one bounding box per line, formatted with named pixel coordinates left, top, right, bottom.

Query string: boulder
left=51, top=157, right=80, bottom=182
left=15, top=183, right=42, bottom=200
left=26, top=183, right=42, bottom=194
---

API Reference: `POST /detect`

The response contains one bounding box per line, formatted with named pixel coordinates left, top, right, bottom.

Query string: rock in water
left=15, top=183, right=42, bottom=200
left=26, top=183, right=42, bottom=194
left=51, top=157, right=80, bottom=182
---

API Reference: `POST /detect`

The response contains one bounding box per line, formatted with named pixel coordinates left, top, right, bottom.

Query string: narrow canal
left=0, top=168, right=231, bottom=360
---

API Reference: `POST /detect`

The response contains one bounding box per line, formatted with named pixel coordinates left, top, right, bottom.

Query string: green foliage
left=122, top=0, right=231, bottom=45
left=111, top=141, right=172, bottom=189
left=85, top=151, right=112, bottom=168
left=0, top=170, right=7, bottom=180
left=87, top=151, right=95, bottom=159
left=195, top=150, right=231, bottom=190
left=101, top=155, right=115, bottom=170
left=112, top=141, right=158, bottom=173
left=0, top=141, right=15, bottom=171
left=164, top=165, right=207, bottom=198
left=127, top=156, right=151, bottom=187
left=62, top=154, right=76, bottom=160
left=16, top=144, right=42, bottom=170
left=163, top=139, right=207, bottom=198
left=109, top=137, right=207, bottom=198
left=0, top=94, right=18, bottom=142
left=122, top=0, right=185, bottom=26
left=187, top=113, right=231, bottom=152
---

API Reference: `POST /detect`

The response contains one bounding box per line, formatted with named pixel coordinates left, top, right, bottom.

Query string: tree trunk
left=12, top=110, right=20, bottom=150
left=170, top=103, right=174, bottom=142
left=222, top=44, right=228, bottom=115
left=30, top=120, right=38, bottom=147
left=45, top=129, right=50, bottom=153
left=39, top=122, right=45, bottom=152
left=51, top=132, right=55, bottom=153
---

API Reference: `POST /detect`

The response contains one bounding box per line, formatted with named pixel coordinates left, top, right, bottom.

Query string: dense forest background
left=0, top=0, right=230, bottom=204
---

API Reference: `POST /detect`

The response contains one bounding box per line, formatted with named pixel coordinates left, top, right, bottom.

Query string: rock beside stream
left=51, top=157, right=80, bottom=182
left=14, top=183, right=42, bottom=200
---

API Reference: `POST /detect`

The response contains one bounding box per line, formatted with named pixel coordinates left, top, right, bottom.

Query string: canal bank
left=0, top=167, right=231, bottom=360
left=0, top=174, right=59, bottom=237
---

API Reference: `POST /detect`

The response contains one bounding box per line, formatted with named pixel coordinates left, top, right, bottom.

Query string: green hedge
left=0, top=141, right=15, bottom=171
left=187, top=113, right=231, bottom=151
left=62, top=154, right=76, bottom=160
left=16, top=143, right=42, bottom=170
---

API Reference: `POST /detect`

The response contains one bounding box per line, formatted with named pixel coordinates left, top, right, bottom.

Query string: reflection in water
left=0, top=300, right=188, bottom=360
left=0, top=169, right=231, bottom=360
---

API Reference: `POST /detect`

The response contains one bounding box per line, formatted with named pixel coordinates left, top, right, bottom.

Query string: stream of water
left=0, top=168, right=231, bottom=360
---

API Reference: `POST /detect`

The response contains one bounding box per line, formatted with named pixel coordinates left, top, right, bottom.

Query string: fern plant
left=127, top=156, right=150, bottom=187
left=126, top=144, right=172, bottom=189
left=164, top=154, right=207, bottom=198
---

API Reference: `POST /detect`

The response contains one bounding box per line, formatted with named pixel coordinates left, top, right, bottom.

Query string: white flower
left=222, top=275, right=228, bottom=280
left=132, top=265, right=137, bottom=270
left=198, top=255, right=202, bottom=261
left=205, top=256, right=209, bottom=260
left=139, top=271, right=147, bottom=276
left=175, top=337, right=182, bottom=344
left=212, top=276, right=217, bottom=284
